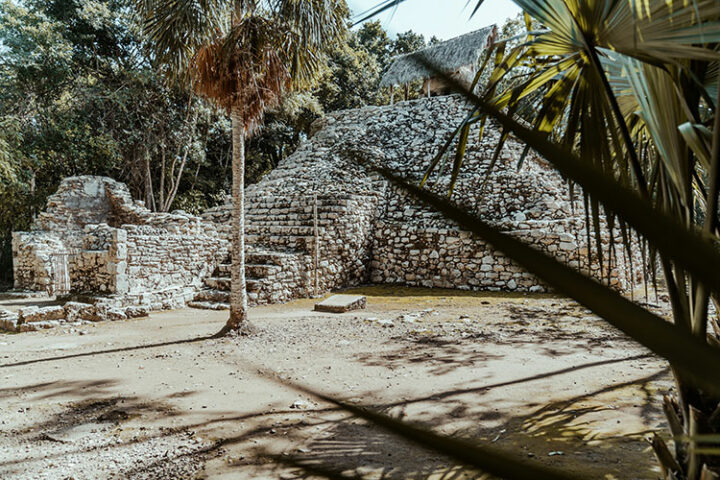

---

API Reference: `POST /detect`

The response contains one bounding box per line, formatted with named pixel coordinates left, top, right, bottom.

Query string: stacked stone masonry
left=12, top=176, right=227, bottom=313
left=12, top=95, right=643, bottom=318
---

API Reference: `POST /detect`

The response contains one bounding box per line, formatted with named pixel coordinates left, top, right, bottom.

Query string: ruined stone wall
left=316, top=194, right=382, bottom=291
left=241, top=94, right=643, bottom=294
left=202, top=192, right=382, bottom=305
left=64, top=224, right=132, bottom=296
left=124, top=224, right=223, bottom=308
left=13, top=176, right=226, bottom=309
left=370, top=222, right=637, bottom=292
left=14, top=95, right=645, bottom=315
left=12, top=232, right=65, bottom=292
left=370, top=185, right=640, bottom=292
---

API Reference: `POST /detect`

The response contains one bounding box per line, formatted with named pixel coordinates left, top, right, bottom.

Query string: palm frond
left=367, top=164, right=720, bottom=397
left=137, top=0, right=230, bottom=82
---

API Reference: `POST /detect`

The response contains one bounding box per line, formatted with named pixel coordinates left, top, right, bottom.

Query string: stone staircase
left=188, top=248, right=298, bottom=310
left=189, top=193, right=378, bottom=310
left=188, top=196, right=321, bottom=310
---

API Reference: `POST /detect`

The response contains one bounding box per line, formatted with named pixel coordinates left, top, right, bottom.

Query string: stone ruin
left=6, top=95, right=643, bottom=330
left=6, top=177, right=226, bottom=330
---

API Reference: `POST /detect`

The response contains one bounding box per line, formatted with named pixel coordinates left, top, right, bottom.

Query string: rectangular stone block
left=314, top=295, right=367, bottom=313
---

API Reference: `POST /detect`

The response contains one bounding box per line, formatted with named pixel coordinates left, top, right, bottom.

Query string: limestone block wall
left=14, top=94, right=646, bottom=313
left=13, top=176, right=226, bottom=309
left=12, top=232, right=66, bottom=292
left=202, top=192, right=383, bottom=305
left=315, top=194, right=383, bottom=292
left=240, top=94, right=644, bottom=295
left=369, top=181, right=642, bottom=292
left=370, top=222, right=639, bottom=292
left=124, top=224, right=223, bottom=305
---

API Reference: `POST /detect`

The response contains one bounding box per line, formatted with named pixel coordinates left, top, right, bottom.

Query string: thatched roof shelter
left=380, top=26, right=496, bottom=88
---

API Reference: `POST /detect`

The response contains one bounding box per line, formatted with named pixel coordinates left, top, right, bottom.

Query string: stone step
left=245, top=234, right=314, bottom=251
left=245, top=204, right=359, bottom=216
left=246, top=196, right=360, bottom=207
left=215, top=264, right=231, bottom=276
left=194, top=289, right=229, bottom=303
left=195, top=275, right=265, bottom=300
left=204, top=277, right=231, bottom=291
left=246, top=278, right=262, bottom=292
left=248, top=212, right=349, bottom=224
left=188, top=301, right=229, bottom=311
left=205, top=267, right=277, bottom=290
left=204, top=202, right=365, bottom=226
left=247, top=212, right=314, bottom=221
left=246, top=250, right=301, bottom=266
left=219, top=250, right=302, bottom=268
left=245, top=263, right=281, bottom=278
left=245, top=224, right=315, bottom=236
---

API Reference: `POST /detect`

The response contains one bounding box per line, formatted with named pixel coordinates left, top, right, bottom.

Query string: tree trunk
left=218, top=104, right=254, bottom=336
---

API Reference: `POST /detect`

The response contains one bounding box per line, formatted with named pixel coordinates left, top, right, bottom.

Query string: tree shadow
left=355, top=334, right=504, bottom=376
left=0, top=354, right=669, bottom=479
left=258, top=368, right=668, bottom=480
left=0, top=334, right=215, bottom=368
left=0, top=379, right=119, bottom=402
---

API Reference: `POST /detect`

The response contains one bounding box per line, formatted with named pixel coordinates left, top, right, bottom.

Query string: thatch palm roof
left=380, top=26, right=495, bottom=87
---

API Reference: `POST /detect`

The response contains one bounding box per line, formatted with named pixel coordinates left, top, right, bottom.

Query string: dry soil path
left=0, top=287, right=672, bottom=479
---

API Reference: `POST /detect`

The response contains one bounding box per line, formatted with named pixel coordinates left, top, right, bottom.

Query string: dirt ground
left=0, top=286, right=673, bottom=479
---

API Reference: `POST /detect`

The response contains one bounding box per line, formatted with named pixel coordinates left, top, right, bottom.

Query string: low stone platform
left=314, top=295, right=367, bottom=313
left=0, top=301, right=150, bottom=333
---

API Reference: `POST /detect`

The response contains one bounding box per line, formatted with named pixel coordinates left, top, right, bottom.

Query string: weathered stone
left=124, top=306, right=150, bottom=318
left=0, top=309, right=19, bottom=332
left=19, top=320, right=61, bottom=332
left=12, top=95, right=643, bottom=326
left=64, top=302, right=94, bottom=321
left=20, top=306, right=65, bottom=323
left=314, top=295, right=367, bottom=313
left=77, top=305, right=103, bottom=322
left=106, top=309, right=127, bottom=321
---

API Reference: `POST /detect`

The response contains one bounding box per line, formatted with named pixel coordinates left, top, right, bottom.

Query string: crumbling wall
left=68, top=224, right=127, bottom=295
left=12, top=232, right=65, bottom=292
left=123, top=223, right=224, bottom=309
left=202, top=193, right=382, bottom=305
left=315, top=194, right=382, bottom=291
left=15, top=94, right=645, bottom=315
left=13, top=176, right=226, bottom=309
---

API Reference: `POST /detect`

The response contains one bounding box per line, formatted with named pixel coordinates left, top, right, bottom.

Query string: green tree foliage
left=315, top=33, right=384, bottom=111
left=0, top=0, right=427, bottom=285
left=0, top=0, right=231, bottom=282
left=393, top=30, right=425, bottom=55
left=356, top=20, right=394, bottom=70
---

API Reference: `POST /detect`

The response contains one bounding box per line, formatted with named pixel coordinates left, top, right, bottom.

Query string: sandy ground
left=0, top=286, right=673, bottom=479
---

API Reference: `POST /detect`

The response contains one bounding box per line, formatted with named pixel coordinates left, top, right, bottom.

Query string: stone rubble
left=0, top=302, right=150, bottom=333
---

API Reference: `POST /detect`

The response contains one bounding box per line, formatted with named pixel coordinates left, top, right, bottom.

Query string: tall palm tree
left=138, top=0, right=347, bottom=335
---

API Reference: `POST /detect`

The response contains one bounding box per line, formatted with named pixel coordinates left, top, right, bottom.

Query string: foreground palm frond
left=319, top=1, right=720, bottom=478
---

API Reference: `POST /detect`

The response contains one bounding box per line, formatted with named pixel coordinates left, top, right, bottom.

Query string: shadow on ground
left=262, top=368, right=667, bottom=480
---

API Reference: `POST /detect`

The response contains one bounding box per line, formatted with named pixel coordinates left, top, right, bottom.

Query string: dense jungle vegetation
left=0, top=0, right=439, bottom=284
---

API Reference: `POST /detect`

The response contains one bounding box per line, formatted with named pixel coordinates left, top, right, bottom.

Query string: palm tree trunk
left=218, top=104, right=254, bottom=336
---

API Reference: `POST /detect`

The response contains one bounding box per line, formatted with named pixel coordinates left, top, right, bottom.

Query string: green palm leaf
left=369, top=164, right=720, bottom=397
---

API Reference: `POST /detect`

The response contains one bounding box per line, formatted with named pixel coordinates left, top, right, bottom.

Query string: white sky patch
left=349, top=0, right=521, bottom=40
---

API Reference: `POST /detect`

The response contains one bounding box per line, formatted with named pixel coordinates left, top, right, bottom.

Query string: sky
left=348, top=0, right=521, bottom=40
